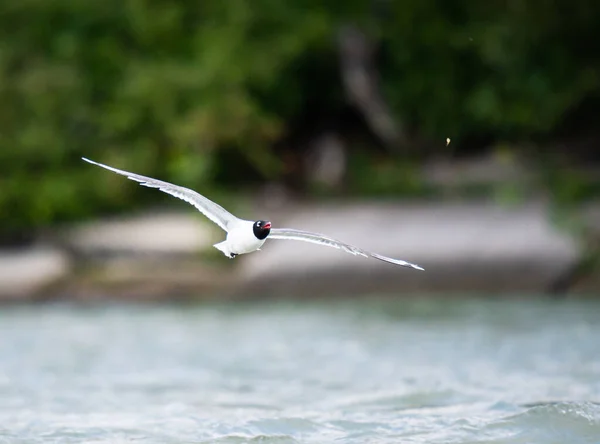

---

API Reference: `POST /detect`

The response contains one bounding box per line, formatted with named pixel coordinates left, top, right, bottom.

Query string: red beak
left=264, top=222, right=272, bottom=229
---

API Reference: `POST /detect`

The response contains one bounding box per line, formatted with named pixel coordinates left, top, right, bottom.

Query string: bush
left=1, top=0, right=599, bottom=239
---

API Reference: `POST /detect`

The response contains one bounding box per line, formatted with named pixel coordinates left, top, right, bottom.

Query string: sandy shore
left=1, top=200, right=598, bottom=301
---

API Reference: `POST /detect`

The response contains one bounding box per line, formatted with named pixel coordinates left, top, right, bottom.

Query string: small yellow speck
left=446, top=138, right=451, bottom=146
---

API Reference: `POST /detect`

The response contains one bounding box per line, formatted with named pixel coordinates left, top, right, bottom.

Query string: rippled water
left=0, top=296, right=599, bottom=443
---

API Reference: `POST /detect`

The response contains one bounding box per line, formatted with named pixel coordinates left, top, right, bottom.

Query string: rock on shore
left=236, top=201, right=580, bottom=297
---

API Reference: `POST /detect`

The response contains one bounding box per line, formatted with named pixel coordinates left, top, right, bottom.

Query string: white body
left=213, top=220, right=266, bottom=258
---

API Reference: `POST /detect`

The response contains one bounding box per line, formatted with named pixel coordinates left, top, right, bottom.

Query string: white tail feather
left=213, top=241, right=232, bottom=258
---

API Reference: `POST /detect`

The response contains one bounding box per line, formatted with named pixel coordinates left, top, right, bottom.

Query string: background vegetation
left=1, top=0, right=600, bottom=242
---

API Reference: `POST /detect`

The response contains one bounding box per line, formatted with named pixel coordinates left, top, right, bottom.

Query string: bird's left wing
left=82, top=157, right=240, bottom=232
left=268, top=228, right=424, bottom=270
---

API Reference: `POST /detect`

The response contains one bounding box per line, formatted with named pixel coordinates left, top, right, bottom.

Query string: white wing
left=268, top=228, right=424, bottom=270
left=82, top=157, right=239, bottom=232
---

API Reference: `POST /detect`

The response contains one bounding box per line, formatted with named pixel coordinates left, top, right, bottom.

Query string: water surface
left=0, top=296, right=599, bottom=443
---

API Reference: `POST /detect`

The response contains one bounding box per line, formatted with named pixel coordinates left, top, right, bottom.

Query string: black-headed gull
left=82, top=158, right=424, bottom=270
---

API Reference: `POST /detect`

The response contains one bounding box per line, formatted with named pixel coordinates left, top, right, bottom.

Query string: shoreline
left=1, top=200, right=598, bottom=302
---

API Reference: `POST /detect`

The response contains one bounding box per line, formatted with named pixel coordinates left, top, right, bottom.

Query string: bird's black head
left=253, top=220, right=271, bottom=240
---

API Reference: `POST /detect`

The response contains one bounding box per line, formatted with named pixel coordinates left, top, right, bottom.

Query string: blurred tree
left=0, top=0, right=599, bottom=241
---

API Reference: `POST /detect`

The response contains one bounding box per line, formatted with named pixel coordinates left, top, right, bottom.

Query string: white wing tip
left=398, top=261, right=425, bottom=271
left=82, top=157, right=98, bottom=166
left=370, top=253, right=425, bottom=271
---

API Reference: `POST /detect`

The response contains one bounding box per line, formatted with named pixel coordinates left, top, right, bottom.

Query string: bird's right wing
left=82, top=157, right=239, bottom=232
left=268, top=228, right=424, bottom=270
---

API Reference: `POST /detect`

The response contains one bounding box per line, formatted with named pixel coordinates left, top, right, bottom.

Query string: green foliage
left=379, top=0, right=600, bottom=138
left=0, top=0, right=599, bottom=238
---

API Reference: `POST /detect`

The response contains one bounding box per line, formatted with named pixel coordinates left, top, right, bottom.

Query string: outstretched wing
left=268, top=228, right=424, bottom=270
left=82, top=157, right=239, bottom=232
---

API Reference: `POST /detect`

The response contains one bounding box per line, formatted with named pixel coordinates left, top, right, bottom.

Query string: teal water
left=0, top=297, right=599, bottom=443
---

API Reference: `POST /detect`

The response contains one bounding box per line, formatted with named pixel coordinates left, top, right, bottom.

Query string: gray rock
left=236, top=201, right=580, bottom=296
left=61, top=211, right=227, bottom=300
left=66, top=211, right=218, bottom=257
left=0, top=246, right=71, bottom=299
